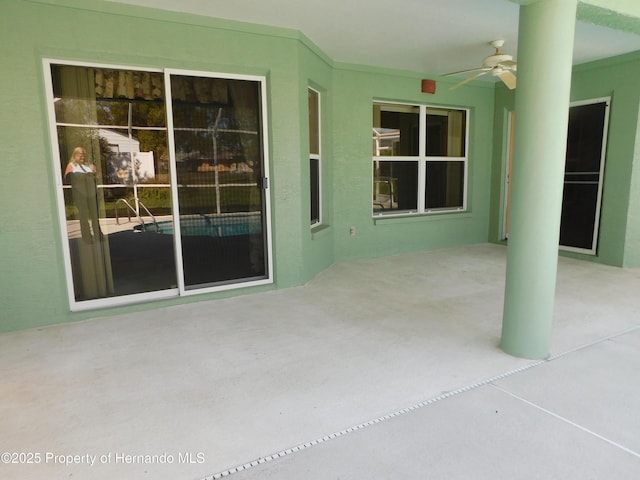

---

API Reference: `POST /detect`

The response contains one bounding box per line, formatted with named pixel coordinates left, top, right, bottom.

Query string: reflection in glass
left=52, top=64, right=176, bottom=301
left=170, top=75, right=268, bottom=288
left=51, top=64, right=271, bottom=303
left=372, top=102, right=467, bottom=215
left=310, top=158, right=320, bottom=224
left=309, top=88, right=321, bottom=226
left=373, top=160, right=418, bottom=213
left=309, top=89, right=320, bottom=155
left=373, top=103, right=419, bottom=156
left=426, top=108, right=466, bottom=157
left=64, top=146, right=103, bottom=243
left=425, top=161, right=464, bottom=209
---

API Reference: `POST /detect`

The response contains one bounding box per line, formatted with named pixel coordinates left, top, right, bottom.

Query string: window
left=45, top=61, right=272, bottom=310
left=309, top=88, right=321, bottom=226
left=372, top=102, right=468, bottom=215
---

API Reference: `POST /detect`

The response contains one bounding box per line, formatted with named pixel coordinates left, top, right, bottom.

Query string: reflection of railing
left=373, top=176, right=397, bottom=209
left=115, top=198, right=158, bottom=232
left=373, top=127, right=400, bottom=156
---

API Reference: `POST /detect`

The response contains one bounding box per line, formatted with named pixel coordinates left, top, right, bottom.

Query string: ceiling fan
left=443, top=40, right=517, bottom=90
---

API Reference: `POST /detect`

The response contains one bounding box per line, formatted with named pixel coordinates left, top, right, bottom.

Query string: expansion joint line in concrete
left=200, top=361, right=545, bottom=480
left=201, top=325, right=640, bottom=480
left=490, top=384, right=640, bottom=459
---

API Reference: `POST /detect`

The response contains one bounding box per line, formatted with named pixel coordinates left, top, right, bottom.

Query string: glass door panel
left=503, top=99, right=609, bottom=253
left=560, top=99, right=610, bottom=253
left=168, top=73, right=269, bottom=289
left=51, top=64, right=177, bottom=302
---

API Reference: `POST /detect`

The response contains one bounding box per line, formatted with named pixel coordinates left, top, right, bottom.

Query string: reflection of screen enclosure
left=170, top=74, right=267, bottom=289
left=50, top=63, right=269, bottom=306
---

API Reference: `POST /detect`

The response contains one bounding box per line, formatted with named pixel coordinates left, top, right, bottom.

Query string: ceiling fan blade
left=498, top=70, right=517, bottom=90
left=443, top=66, right=491, bottom=77
left=449, top=71, right=489, bottom=90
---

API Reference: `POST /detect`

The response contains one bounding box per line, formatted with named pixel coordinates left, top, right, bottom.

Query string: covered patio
left=1, top=244, right=638, bottom=479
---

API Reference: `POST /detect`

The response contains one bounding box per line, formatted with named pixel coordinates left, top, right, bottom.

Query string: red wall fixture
left=421, top=79, right=436, bottom=94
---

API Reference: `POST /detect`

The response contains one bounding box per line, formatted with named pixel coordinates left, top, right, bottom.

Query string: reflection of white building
left=99, top=129, right=155, bottom=182
left=99, top=128, right=141, bottom=153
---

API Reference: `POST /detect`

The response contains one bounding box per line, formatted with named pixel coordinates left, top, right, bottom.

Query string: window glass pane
left=560, top=100, right=608, bottom=252
left=51, top=64, right=177, bottom=301
left=560, top=183, right=599, bottom=250
left=566, top=102, right=606, bottom=173
left=309, top=88, right=321, bottom=225
left=373, top=160, right=418, bottom=213
left=309, top=89, right=320, bottom=155
left=54, top=97, right=98, bottom=125
left=373, top=103, right=419, bottom=156
left=95, top=100, right=167, bottom=130
left=310, top=158, right=320, bottom=224
left=425, top=161, right=464, bottom=209
left=371, top=102, right=467, bottom=216
left=426, top=108, right=466, bottom=157
left=170, top=75, right=267, bottom=288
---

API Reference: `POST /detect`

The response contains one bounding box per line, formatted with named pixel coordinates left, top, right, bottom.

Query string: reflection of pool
left=135, top=214, right=262, bottom=237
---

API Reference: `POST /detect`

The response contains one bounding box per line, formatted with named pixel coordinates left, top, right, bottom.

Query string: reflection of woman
left=64, top=147, right=103, bottom=243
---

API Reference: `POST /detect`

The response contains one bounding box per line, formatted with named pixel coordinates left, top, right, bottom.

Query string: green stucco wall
left=489, top=84, right=516, bottom=243
left=627, top=101, right=640, bottom=267
left=1, top=0, right=312, bottom=331
left=298, top=42, right=335, bottom=283
left=331, top=66, right=495, bottom=261
left=0, top=0, right=497, bottom=332
left=571, top=53, right=640, bottom=266
left=4, top=0, right=638, bottom=333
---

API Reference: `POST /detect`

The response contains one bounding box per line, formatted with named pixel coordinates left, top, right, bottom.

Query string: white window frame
left=372, top=101, right=469, bottom=217
left=309, top=87, right=322, bottom=227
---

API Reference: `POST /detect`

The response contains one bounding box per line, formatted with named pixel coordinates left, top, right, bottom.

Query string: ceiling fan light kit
left=443, top=39, right=518, bottom=90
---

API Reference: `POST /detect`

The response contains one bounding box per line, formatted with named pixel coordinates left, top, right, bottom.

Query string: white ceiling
left=107, top=0, right=640, bottom=79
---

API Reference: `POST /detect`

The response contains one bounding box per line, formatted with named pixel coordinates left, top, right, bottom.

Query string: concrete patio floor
left=1, top=243, right=639, bottom=480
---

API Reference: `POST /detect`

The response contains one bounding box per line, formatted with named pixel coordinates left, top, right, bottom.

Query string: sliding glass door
left=166, top=71, right=270, bottom=290
left=46, top=62, right=271, bottom=310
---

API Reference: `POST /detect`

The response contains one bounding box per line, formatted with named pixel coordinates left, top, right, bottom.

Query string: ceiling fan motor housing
left=444, top=40, right=517, bottom=90
left=483, top=53, right=513, bottom=68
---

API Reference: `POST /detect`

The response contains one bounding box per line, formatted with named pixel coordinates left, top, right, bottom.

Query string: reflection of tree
left=137, top=130, right=168, bottom=172
left=96, top=98, right=166, bottom=128
left=172, top=103, right=260, bottom=171
left=93, top=99, right=168, bottom=180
